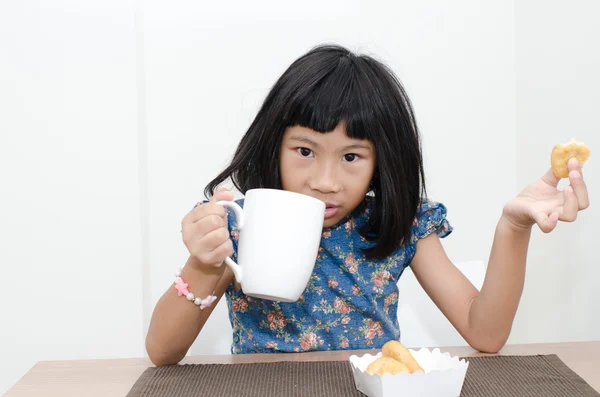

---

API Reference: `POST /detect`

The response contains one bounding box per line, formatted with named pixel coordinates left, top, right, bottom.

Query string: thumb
left=210, top=186, right=234, bottom=203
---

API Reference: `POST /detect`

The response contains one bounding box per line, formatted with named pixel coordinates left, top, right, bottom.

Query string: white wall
left=1, top=0, right=598, bottom=395
left=510, top=0, right=600, bottom=344
left=0, top=1, right=145, bottom=394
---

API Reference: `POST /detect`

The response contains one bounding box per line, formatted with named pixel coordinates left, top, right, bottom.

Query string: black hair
left=205, top=44, right=426, bottom=260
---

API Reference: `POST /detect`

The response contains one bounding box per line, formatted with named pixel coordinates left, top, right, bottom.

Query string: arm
left=146, top=188, right=237, bottom=366
left=411, top=217, right=530, bottom=353
left=145, top=257, right=233, bottom=366
left=411, top=160, right=589, bottom=353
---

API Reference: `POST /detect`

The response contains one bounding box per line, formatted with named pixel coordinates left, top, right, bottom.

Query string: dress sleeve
left=414, top=199, right=453, bottom=240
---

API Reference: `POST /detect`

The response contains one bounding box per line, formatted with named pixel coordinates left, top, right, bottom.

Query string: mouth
left=324, top=202, right=340, bottom=219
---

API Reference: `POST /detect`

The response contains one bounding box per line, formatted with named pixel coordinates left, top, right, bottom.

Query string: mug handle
left=216, top=200, right=245, bottom=283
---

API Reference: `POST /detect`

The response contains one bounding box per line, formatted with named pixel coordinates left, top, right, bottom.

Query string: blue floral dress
left=223, top=195, right=452, bottom=354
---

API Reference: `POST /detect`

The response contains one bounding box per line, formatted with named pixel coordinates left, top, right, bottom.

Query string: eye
left=343, top=153, right=359, bottom=162
left=297, top=147, right=313, bottom=157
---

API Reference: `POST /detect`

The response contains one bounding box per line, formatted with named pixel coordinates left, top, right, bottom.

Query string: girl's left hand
left=502, top=158, right=590, bottom=233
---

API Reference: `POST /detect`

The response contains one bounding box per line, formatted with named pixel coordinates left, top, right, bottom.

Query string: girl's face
left=280, top=122, right=376, bottom=228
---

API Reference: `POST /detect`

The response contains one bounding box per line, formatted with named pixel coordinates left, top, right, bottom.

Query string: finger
left=558, top=186, right=579, bottom=222
left=182, top=187, right=233, bottom=224
left=210, top=187, right=234, bottom=221
left=182, top=201, right=206, bottom=224
left=195, top=215, right=226, bottom=237
left=568, top=157, right=583, bottom=176
left=533, top=211, right=559, bottom=233
left=198, top=236, right=233, bottom=267
left=210, top=187, right=234, bottom=204
left=542, top=168, right=561, bottom=187
left=183, top=205, right=223, bottom=226
left=198, top=226, right=230, bottom=252
left=210, top=239, right=234, bottom=268
left=568, top=169, right=589, bottom=210
left=183, top=214, right=225, bottom=244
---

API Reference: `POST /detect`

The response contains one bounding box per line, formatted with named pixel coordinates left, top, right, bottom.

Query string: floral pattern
left=224, top=195, right=452, bottom=353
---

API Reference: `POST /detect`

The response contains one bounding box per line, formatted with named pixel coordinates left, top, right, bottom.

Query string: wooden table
left=5, top=341, right=600, bottom=396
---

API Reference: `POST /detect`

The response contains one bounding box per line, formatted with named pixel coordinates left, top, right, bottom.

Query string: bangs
left=282, top=51, right=383, bottom=142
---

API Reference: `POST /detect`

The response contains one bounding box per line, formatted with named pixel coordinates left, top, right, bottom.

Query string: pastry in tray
left=366, top=340, right=423, bottom=376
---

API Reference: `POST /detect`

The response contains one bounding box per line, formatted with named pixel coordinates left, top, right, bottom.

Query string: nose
left=309, top=162, right=341, bottom=194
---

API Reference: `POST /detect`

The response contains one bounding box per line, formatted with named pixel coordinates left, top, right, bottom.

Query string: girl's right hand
left=181, top=188, right=235, bottom=269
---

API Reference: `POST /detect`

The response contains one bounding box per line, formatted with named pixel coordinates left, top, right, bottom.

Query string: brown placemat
left=127, top=355, right=599, bottom=397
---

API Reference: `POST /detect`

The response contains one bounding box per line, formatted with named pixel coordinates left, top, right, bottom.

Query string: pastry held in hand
left=382, top=340, right=424, bottom=373
left=366, top=356, right=410, bottom=376
left=551, top=140, right=590, bottom=178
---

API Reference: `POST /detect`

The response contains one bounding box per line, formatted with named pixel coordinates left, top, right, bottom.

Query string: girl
left=146, top=44, right=590, bottom=366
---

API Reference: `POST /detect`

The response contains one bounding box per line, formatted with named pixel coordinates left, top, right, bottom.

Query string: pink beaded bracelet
left=174, top=268, right=217, bottom=310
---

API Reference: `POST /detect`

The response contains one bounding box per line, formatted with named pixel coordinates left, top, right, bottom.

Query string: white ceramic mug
left=217, top=188, right=325, bottom=302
